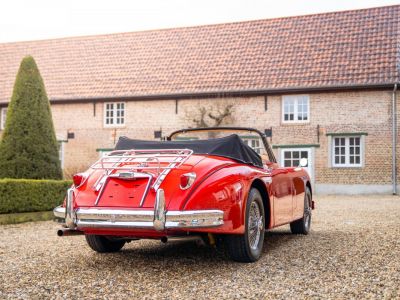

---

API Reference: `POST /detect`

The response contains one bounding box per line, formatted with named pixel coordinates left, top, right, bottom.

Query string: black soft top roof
left=115, top=134, right=263, bottom=168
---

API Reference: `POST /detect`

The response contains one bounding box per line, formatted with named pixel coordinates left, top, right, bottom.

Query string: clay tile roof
left=0, top=5, right=399, bottom=103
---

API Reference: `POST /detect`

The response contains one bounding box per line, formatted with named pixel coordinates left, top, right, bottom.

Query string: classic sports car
left=54, top=127, right=314, bottom=262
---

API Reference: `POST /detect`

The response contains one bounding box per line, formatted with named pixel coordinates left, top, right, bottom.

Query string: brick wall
left=2, top=89, right=398, bottom=188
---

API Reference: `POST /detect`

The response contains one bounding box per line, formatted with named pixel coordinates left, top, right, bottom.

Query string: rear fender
left=181, top=165, right=264, bottom=234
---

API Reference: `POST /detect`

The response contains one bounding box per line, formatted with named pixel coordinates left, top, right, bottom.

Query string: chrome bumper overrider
left=54, top=188, right=224, bottom=231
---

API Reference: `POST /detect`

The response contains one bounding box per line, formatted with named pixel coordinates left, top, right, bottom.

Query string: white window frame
left=103, top=102, right=125, bottom=127
left=58, top=141, right=65, bottom=169
left=1, top=108, right=7, bottom=130
left=279, top=147, right=314, bottom=181
left=331, top=136, right=364, bottom=168
left=281, top=95, right=310, bottom=124
left=98, top=150, right=112, bottom=158
left=241, top=136, right=262, bottom=154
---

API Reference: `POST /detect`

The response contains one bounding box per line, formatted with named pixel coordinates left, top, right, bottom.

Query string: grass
left=0, top=211, right=54, bottom=225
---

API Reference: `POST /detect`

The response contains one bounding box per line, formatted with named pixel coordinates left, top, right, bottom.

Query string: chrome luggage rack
left=55, top=147, right=225, bottom=232
left=90, top=148, right=193, bottom=206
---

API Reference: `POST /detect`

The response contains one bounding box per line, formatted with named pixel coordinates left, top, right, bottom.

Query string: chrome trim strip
left=76, top=220, right=155, bottom=229
left=94, top=176, right=110, bottom=206
left=166, top=210, right=224, bottom=228
left=65, top=188, right=76, bottom=229
left=53, top=206, right=224, bottom=229
left=153, top=189, right=166, bottom=231
left=53, top=206, right=66, bottom=219
left=76, top=208, right=154, bottom=222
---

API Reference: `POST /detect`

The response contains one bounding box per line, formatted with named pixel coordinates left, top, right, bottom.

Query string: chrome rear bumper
left=54, top=188, right=224, bottom=231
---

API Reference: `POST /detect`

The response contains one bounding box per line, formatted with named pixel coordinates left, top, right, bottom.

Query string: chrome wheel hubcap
left=304, top=195, right=311, bottom=230
left=248, top=201, right=263, bottom=250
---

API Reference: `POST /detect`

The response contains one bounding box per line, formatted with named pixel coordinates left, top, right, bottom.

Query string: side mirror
left=299, top=158, right=308, bottom=167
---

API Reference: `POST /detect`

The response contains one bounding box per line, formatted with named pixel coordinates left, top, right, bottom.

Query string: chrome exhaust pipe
left=161, top=235, right=204, bottom=245
left=57, top=228, right=83, bottom=237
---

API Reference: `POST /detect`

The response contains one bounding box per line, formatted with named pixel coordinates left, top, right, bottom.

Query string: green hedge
left=0, top=179, right=72, bottom=214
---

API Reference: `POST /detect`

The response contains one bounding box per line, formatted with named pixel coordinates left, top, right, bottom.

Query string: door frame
left=278, top=147, right=315, bottom=186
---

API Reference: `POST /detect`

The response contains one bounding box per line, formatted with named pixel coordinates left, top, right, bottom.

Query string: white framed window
left=282, top=95, right=310, bottom=123
left=1, top=108, right=7, bottom=130
left=96, top=148, right=113, bottom=158
left=280, top=148, right=313, bottom=180
left=104, top=102, right=125, bottom=127
left=242, top=137, right=261, bottom=154
left=58, top=141, right=65, bottom=169
left=332, top=136, right=363, bottom=167
left=99, top=150, right=112, bottom=158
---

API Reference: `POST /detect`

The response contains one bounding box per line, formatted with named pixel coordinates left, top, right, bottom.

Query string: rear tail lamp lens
left=72, top=173, right=87, bottom=188
left=180, top=172, right=196, bottom=190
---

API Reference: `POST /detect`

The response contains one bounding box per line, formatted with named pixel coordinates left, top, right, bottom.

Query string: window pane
left=284, top=152, right=291, bottom=159
left=293, top=151, right=299, bottom=159
left=301, top=151, right=308, bottom=158
left=333, top=136, right=362, bottom=166
left=284, top=160, right=291, bottom=167
left=293, top=160, right=299, bottom=166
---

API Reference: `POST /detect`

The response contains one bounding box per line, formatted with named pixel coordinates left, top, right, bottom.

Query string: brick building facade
left=0, top=5, right=399, bottom=193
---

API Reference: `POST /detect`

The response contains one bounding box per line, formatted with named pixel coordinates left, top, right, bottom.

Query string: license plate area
left=96, top=177, right=151, bottom=207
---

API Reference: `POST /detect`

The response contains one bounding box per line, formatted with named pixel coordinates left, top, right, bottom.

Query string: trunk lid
left=88, top=155, right=205, bottom=208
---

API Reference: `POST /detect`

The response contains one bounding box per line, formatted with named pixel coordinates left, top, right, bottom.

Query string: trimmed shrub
left=0, top=56, right=62, bottom=179
left=0, top=179, right=72, bottom=214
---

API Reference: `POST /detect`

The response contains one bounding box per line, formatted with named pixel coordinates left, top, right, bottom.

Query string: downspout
left=392, top=83, right=398, bottom=195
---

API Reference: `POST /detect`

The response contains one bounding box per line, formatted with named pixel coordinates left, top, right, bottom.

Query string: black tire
left=225, top=188, right=265, bottom=263
left=85, top=234, right=126, bottom=253
left=290, top=187, right=312, bottom=235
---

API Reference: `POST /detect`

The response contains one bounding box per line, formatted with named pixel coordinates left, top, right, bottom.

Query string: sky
left=0, top=0, right=399, bottom=43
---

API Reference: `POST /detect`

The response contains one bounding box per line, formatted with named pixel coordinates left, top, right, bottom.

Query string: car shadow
left=78, top=227, right=309, bottom=271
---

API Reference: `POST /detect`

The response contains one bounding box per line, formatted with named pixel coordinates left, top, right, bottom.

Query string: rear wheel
left=225, top=188, right=265, bottom=262
left=290, top=187, right=312, bottom=234
left=85, top=234, right=126, bottom=253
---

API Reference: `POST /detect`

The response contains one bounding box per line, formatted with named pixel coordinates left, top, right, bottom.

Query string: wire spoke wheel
left=225, top=188, right=265, bottom=262
left=290, top=187, right=312, bottom=235
left=304, top=193, right=312, bottom=230
left=248, top=201, right=263, bottom=250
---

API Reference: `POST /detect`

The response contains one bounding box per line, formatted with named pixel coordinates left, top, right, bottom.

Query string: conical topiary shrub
left=0, top=56, right=62, bottom=179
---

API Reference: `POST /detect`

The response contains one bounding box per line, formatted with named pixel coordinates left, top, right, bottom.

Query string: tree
left=190, top=104, right=234, bottom=128
left=0, top=56, right=62, bottom=179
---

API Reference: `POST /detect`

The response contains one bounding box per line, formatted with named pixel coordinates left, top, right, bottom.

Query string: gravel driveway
left=0, top=195, right=399, bottom=299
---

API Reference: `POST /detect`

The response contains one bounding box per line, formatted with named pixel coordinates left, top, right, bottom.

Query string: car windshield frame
left=167, top=127, right=276, bottom=163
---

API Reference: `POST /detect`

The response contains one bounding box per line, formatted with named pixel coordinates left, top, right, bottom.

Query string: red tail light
left=73, top=173, right=86, bottom=188
left=180, top=172, right=196, bottom=190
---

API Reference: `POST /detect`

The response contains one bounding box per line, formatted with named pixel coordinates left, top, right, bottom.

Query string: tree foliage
left=0, top=56, right=62, bottom=179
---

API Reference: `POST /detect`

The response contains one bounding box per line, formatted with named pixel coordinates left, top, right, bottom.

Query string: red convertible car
left=54, top=127, right=313, bottom=262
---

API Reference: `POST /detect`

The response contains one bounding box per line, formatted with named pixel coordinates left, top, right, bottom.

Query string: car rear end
left=54, top=148, right=225, bottom=238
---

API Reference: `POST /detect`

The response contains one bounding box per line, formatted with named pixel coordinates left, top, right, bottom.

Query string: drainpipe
left=392, top=83, right=398, bottom=195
